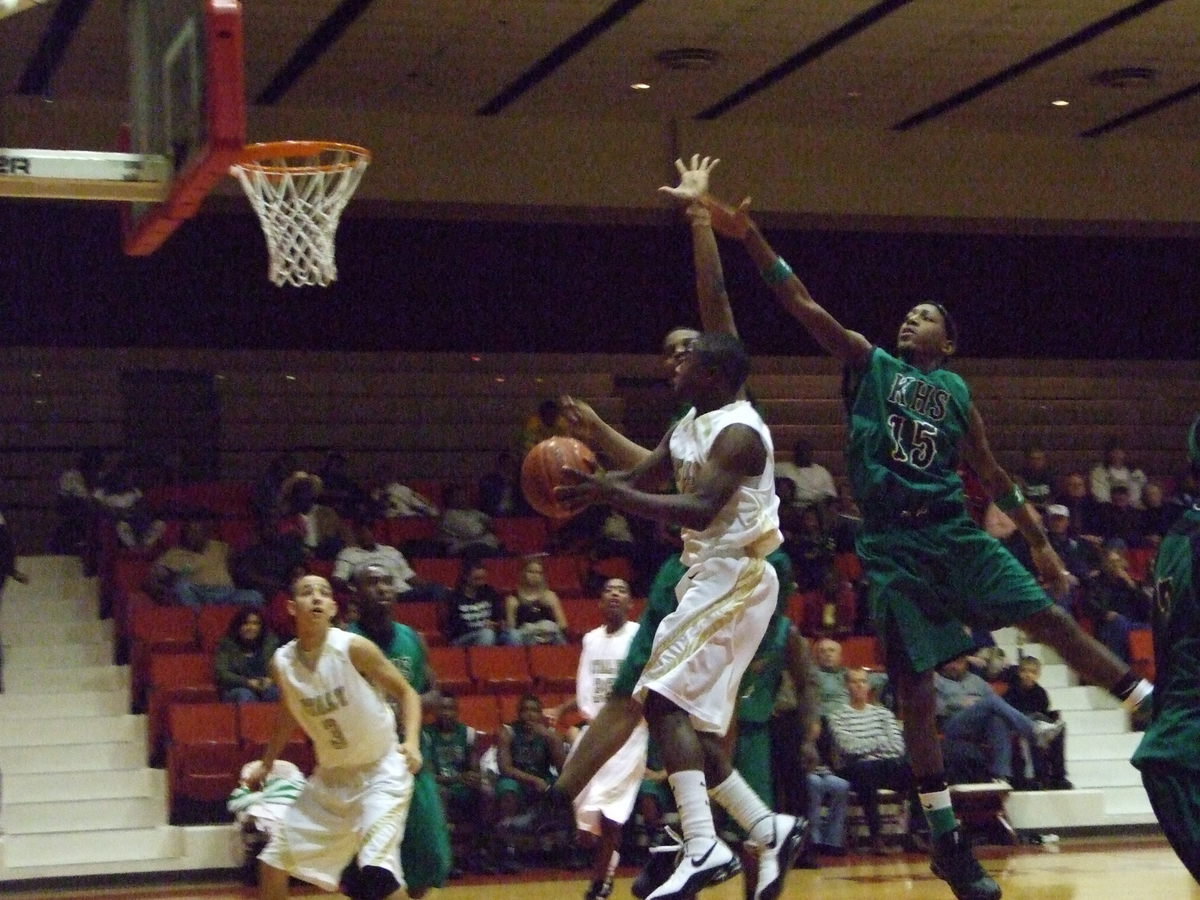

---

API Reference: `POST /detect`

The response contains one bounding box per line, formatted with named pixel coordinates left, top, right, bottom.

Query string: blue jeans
left=1098, top=614, right=1145, bottom=663
left=451, top=627, right=498, bottom=647
left=941, top=692, right=1037, bottom=779
left=174, top=581, right=264, bottom=610
left=221, top=684, right=280, bottom=703
left=807, top=771, right=849, bottom=849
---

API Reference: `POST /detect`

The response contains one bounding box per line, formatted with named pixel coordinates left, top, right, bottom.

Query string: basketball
left=521, top=436, right=598, bottom=519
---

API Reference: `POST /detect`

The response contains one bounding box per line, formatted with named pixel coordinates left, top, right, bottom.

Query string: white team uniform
left=571, top=620, right=650, bottom=834
left=258, top=628, right=414, bottom=892
left=633, top=399, right=782, bottom=736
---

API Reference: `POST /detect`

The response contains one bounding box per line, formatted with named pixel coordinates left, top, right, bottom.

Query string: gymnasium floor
left=7, top=835, right=1197, bottom=900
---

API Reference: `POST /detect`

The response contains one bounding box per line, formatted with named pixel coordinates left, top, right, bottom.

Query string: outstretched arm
left=961, top=405, right=1072, bottom=599
left=703, top=193, right=872, bottom=367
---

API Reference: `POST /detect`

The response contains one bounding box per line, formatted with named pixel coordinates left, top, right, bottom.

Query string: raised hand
left=703, top=194, right=753, bottom=241
left=558, top=394, right=600, bottom=441
left=659, top=154, right=719, bottom=202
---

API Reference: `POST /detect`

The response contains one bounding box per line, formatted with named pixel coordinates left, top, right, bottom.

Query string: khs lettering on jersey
left=299, top=686, right=349, bottom=717
left=886, top=374, right=950, bottom=421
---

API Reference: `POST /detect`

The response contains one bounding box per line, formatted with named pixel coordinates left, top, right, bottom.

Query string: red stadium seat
left=237, top=702, right=315, bottom=774
left=167, top=702, right=243, bottom=809
left=130, top=605, right=198, bottom=707
left=428, top=646, right=472, bottom=695
left=543, top=555, right=585, bottom=597
left=196, top=605, right=241, bottom=654
left=384, top=517, right=439, bottom=546
left=1130, top=628, right=1155, bottom=683
left=395, top=601, right=441, bottom=636
left=527, top=644, right=580, bottom=693
left=561, top=597, right=604, bottom=640
left=541, top=692, right=586, bottom=733
left=468, top=646, right=534, bottom=695
left=453, top=694, right=502, bottom=733
left=410, top=558, right=463, bottom=590
left=492, top=517, right=550, bottom=555
left=591, top=556, right=634, bottom=584
left=839, top=635, right=884, bottom=670
left=147, top=652, right=219, bottom=764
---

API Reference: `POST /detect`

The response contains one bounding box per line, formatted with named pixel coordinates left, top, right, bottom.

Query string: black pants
left=1141, top=763, right=1200, bottom=885
left=842, top=757, right=920, bottom=838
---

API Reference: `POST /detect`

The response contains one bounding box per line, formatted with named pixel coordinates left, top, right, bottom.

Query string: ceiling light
left=1051, top=99, right=1070, bottom=107
left=631, top=82, right=651, bottom=91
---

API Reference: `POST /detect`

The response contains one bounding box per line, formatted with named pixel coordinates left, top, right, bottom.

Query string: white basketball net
left=230, top=143, right=369, bottom=287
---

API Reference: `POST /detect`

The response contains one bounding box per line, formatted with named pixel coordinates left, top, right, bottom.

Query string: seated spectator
left=505, top=557, right=568, bottom=645
left=423, top=695, right=497, bottom=875
left=444, top=558, right=507, bottom=647
left=232, top=520, right=307, bottom=603
left=276, top=471, right=344, bottom=560
left=331, top=517, right=448, bottom=603
left=813, top=637, right=887, bottom=718
left=496, top=694, right=568, bottom=865
left=1083, top=547, right=1151, bottom=663
left=774, top=438, right=837, bottom=509
left=1141, top=480, right=1181, bottom=547
left=149, top=516, right=264, bottom=609
left=373, top=467, right=439, bottom=519
left=52, top=449, right=103, bottom=557
left=1057, top=471, right=1105, bottom=553
left=828, top=668, right=925, bottom=854
left=93, top=461, right=165, bottom=551
left=1097, top=484, right=1147, bottom=549
left=1091, top=438, right=1147, bottom=507
left=213, top=608, right=280, bottom=703
left=1044, top=504, right=1093, bottom=597
left=804, top=724, right=850, bottom=864
left=439, top=484, right=502, bottom=558
left=519, top=399, right=569, bottom=454
left=934, top=655, right=1063, bottom=785
left=1015, top=444, right=1056, bottom=514
left=479, top=451, right=531, bottom=518
left=1001, top=656, right=1070, bottom=790
left=317, top=451, right=369, bottom=517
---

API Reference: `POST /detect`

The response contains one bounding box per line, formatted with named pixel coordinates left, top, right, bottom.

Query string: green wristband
left=762, top=257, right=793, bottom=286
left=995, top=484, right=1025, bottom=512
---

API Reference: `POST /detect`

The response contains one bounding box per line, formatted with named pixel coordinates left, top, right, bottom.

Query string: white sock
left=709, top=771, right=775, bottom=847
left=606, top=850, right=620, bottom=879
left=667, top=770, right=717, bottom=854
left=1122, top=678, right=1153, bottom=711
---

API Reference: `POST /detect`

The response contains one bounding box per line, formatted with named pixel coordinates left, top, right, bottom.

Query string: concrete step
left=4, top=795, right=168, bottom=834
left=6, top=768, right=165, bottom=803
left=3, top=664, right=128, bottom=694
left=2, top=824, right=184, bottom=868
left=0, top=740, right=145, bottom=774
left=4, top=642, right=112, bottom=669
left=0, top=592, right=99, bottom=624
left=1034, top=665, right=1077, bottom=689
left=1005, top=788, right=1105, bottom=830
left=1103, top=785, right=1154, bottom=816
left=1068, top=731, right=1143, bottom=760
left=1058, top=708, right=1129, bottom=735
left=2, top=618, right=112, bottom=648
left=0, top=714, right=144, bottom=747
left=1069, top=758, right=1142, bottom=789
left=1046, top=684, right=1121, bottom=711
left=0, top=689, right=128, bottom=718
left=993, top=639, right=1064, bottom=667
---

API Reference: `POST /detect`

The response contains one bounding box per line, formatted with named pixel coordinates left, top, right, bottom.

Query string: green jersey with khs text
left=843, top=347, right=973, bottom=521
left=1133, top=506, right=1200, bottom=771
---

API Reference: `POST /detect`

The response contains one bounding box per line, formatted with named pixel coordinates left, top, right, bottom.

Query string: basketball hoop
left=230, top=140, right=370, bottom=287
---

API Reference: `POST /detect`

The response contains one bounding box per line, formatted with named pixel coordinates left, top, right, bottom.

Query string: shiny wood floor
left=8, top=837, right=1197, bottom=900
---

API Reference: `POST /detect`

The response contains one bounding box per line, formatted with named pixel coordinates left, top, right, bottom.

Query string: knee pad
left=351, top=864, right=401, bottom=900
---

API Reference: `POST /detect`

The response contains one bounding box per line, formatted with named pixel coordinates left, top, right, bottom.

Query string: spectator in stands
left=53, top=448, right=103, bottom=557
left=332, top=517, right=448, bottom=604
left=1001, top=656, right=1070, bottom=790
left=1042, top=505, right=1091, bottom=610
left=1169, top=468, right=1199, bottom=513
left=444, top=558, right=507, bottom=647
left=1091, top=438, right=1147, bottom=507
left=934, top=655, right=1063, bottom=786
left=828, top=668, right=926, bottom=854
left=496, top=694, right=569, bottom=865
left=438, top=484, right=502, bottom=558
left=505, top=557, right=568, bottom=645
left=1141, top=481, right=1180, bottom=547
left=814, top=637, right=886, bottom=718
left=233, top=519, right=307, bottom=604
left=1098, top=484, right=1147, bottom=550
left=803, top=725, right=850, bottom=864
left=788, top=506, right=854, bottom=636
left=372, top=466, right=439, bottom=519
left=1012, top=445, right=1054, bottom=514
left=149, top=516, right=264, bottom=609
left=317, top=451, right=369, bottom=517
left=1057, top=471, right=1105, bottom=553
left=250, top=452, right=296, bottom=527
left=519, top=399, right=570, bottom=454
left=277, top=471, right=345, bottom=560
left=213, top=608, right=281, bottom=703
left=423, top=694, right=497, bottom=875
left=93, top=460, right=165, bottom=551
left=1084, top=547, right=1151, bottom=663
left=774, top=438, right=837, bottom=509
left=479, top=451, right=530, bottom=518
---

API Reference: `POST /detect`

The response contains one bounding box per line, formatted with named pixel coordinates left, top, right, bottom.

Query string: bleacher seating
left=147, top=653, right=219, bottom=763
left=166, top=703, right=243, bottom=814
left=468, top=646, right=534, bottom=695
left=527, top=644, right=581, bottom=693
left=427, top=646, right=473, bottom=695
left=237, top=702, right=316, bottom=774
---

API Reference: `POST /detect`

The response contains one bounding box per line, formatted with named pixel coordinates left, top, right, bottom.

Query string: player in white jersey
left=243, top=574, right=422, bottom=900
left=548, top=578, right=649, bottom=900
left=558, top=332, right=805, bottom=900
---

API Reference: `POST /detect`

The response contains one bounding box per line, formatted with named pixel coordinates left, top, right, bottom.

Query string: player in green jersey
left=702, top=184, right=1152, bottom=900
left=1132, top=415, right=1200, bottom=883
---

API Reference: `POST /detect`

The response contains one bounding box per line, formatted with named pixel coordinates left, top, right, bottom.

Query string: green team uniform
left=1131, top=505, right=1200, bottom=883
left=845, top=347, right=1050, bottom=673
left=348, top=621, right=451, bottom=892
left=734, top=615, right=792, bottom=807
left=611, top=549, right=795, bottom=697
left=495, top=720, right=557, bottom=802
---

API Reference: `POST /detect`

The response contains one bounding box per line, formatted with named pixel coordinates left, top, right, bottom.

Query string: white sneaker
left=1033, top=718, right=1065, bottom=749
left=752, top=814, right=810, bottom=900
left=645, top=838, right=739, bottom=900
